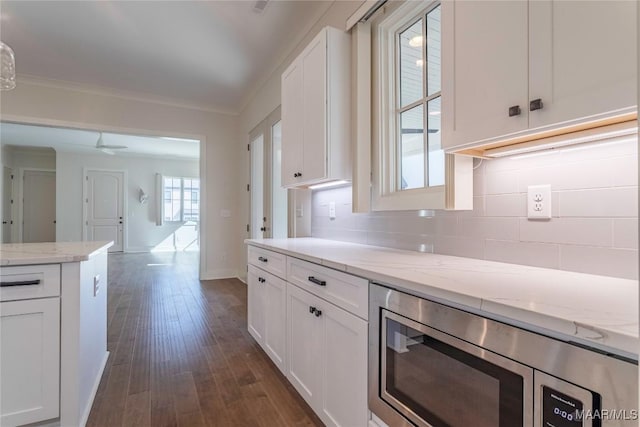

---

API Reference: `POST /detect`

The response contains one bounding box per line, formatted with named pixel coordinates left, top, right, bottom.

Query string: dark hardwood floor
left=87, top=251, right=322, bottom=427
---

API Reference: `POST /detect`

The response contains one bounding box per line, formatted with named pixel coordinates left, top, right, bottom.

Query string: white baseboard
left=201, top=269, right=238, bottom=280
left=79, top=351, right=109, bottom=427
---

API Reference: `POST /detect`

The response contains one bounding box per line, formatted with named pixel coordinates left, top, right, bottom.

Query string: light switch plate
left=527, top=185, right=551, bottom=219
left=329, top=202, right=336, bottom=219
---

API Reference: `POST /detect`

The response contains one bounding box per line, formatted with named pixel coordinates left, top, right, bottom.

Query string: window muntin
left=395, top=3, right=443, bottom=192
left=163, top=177, right=200, bottom=222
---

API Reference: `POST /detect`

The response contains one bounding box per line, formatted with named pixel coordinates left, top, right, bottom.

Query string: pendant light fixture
left=0, top=41, right=16, bottom=91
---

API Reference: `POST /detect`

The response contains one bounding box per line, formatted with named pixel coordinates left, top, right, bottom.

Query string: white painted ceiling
left=1, top=122, right=200, bottom=159
left=0, top=1, right=333, bottom=112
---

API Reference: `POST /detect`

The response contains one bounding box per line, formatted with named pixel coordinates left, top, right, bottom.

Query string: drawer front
left=287, top=257, right=368, bottom=320
left=248, top=246, right=286, bottom=279
left=0, top=264, right=61, bottom=302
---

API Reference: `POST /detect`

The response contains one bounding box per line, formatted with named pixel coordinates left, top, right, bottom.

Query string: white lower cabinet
left=0, top=297, right=60, bottom=427
left=247, top=265, right=287, bottom=374
left=286, top=283, right=368, bottom=427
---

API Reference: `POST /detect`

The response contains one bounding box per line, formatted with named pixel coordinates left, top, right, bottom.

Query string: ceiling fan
left=96, top=132, right=127, bottom=155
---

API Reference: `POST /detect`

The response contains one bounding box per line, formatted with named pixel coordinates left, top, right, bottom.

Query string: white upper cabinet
left=281, top=27, right=351, bottom=188
left=528, top=0, right=637, bottom=129
left=443, top=0, right=637, bottom=154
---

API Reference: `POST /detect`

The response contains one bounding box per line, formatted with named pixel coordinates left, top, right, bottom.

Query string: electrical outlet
left=329, top=202, right=336, bottom=219
left=93, top=275, right=100, bottom=297
left=527, top=185, right=551, bottom=219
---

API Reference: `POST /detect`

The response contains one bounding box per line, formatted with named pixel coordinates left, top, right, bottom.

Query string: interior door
left=250, top=134, right=266, bottom=239
left=86, top=170, right=124, bottom=252
left=2, top=167, right=13, bottom=243
left=22, top=170, right=56, bottom=243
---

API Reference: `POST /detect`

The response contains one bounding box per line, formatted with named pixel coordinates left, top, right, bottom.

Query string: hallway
left=87, top=252, right=321, bottom=427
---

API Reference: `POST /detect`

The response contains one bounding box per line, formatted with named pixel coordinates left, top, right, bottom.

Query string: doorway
left=84, top=169, right=125, bottom=252
left=2, top=167, right=12, bottom=243
left=249, top=107, right=288, bottom=240
left=22, top=169, right=56, bottom=243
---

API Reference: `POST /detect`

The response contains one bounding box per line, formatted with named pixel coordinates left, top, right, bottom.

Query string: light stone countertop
left=0, top=241, right=114, bottom=266
left=246, top=238, right=639, bottom=359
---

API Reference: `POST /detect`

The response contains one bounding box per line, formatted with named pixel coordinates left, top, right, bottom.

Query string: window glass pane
left=426, top=5, right=441, bottom=96
left=163, top=177, right=182, bottom=221
left=400, top=104, right=425, bottom=190
left=183, top=178, right=200, bottom=221
left=428, top=97, right=444, bottom=186
left=399, top=19, right=423, bottom=107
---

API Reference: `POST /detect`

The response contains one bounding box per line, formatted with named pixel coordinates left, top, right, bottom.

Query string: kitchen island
left=0, top=241, right=113, bottom=427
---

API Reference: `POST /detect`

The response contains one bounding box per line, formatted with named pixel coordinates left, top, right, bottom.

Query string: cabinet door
left=528, top=0, right=637, bottom=129
left=286, top=284, right=322, bottom=408
left=263, top=274, right=287, bottom=374
left=442, top=0, right=529, bottom=150
left=319, top=303, right=368, bottom=427
left=247, top=267, right=265, bottom=344
left=1, top=298, right=60, bottom=426
left=282, top=61, right=304, bottom=187
left=301, top=30, right=328, bottom=184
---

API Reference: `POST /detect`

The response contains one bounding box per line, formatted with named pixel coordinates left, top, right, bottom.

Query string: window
left=370, top=0, right=464, bottom=211
left=163, top=177, right=200, bottom=222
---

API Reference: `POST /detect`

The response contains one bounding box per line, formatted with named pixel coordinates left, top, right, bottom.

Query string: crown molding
left=16, top=74, right=239, bottom=116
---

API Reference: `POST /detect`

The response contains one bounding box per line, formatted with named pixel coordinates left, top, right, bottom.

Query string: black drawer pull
left=530, top=98, right=543, bottom=111
left=258, top=277, right=266, bottom=283
left=1, top=279, right=41, bottom=287
left=508, top=105, right=521, bottom=117
left=309, top=306, right=316, bottom=314
left=258, top=256, right=268, bottom=263
left=308, top=276, right=326, bottom=286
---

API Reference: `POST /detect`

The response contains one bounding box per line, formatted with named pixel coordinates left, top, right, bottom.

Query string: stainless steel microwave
left=369, top=283, right=638, bottom=427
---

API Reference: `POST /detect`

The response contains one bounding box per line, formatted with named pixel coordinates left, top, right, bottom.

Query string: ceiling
left=0, top=1, right=333, bottom=112
left=1, top=122, right=200, bottom=159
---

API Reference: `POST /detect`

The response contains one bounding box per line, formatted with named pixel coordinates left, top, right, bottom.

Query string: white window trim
left=162, top=176, right=200, bottom=223
left=370, top=0, right=472, bottom=212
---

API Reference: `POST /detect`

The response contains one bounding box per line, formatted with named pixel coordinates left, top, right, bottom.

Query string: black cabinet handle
left=1, top=279, right=41, bottom=287
left=530, top=99, right=543, bottom=111
left=260, top=227, right=266, bottom=232
left=309, top=306, right=316, bottom=314
left=258, top=257, right=268, bottom=263
left=258, top=277, right=266, bottom=283
left=2, top=221, right=6, bottom=224
left=293, top=172, right=303, bottom=178
left=307, top=276, right=326, bottom=286
left=508, top=105, right=521, bottom=117
left=314, top=309, right=322, bottom=317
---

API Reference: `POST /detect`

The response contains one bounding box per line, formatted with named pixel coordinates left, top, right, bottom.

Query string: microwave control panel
left=542, top=386, right=585, bottom=426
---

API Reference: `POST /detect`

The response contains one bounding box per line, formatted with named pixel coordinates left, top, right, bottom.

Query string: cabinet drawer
left=0, top=264, right=61, bottom=302
left=287, top=257, right=368, bottom=320
left=248, top=246, right=286, bottom=279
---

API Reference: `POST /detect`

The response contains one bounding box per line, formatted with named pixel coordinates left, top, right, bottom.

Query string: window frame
left=372, top=0, right=448, bottom=211
left=162, top=176, right=200, bottom=222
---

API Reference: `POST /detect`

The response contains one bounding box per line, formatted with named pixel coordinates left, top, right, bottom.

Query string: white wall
left=56, top=151, right=198, bottom=252
left=236, top=1, right=363, bottom=280
left=312, top=137, right=639, bottom=280
left=1, top=78, right=239, bottom=279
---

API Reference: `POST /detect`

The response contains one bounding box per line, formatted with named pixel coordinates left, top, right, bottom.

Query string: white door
left=281, top=61, right=304, bottom=187
left=528, top=0, right=637, bottom=129
left=86, top=170, right=124, bottom=252
left=271, top=120, right=288, bottom=239
left=247, top=265, right=265, bottom=344
left=22, top=170, right=56, bottom=243
left=2, top=167, right=13, bottom=243
left=0, top=298, right=60, bottom=426
left=442, top=0, right=529, bottom=150
left=287, top=284, right=322, bottom=408
left=319, top=304, right=368, bottom=427
left=301, top=32, right=328, bottom=184
left=263, top=273, right=287, bottom=374
left=250, top=134, right=265, bottom=239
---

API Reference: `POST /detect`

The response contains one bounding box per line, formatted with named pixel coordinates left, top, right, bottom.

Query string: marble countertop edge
left=0, top=241, right=114, bottom=266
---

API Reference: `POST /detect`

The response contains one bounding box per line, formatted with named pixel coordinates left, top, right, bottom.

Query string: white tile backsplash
left=311, top=137, right=638, bottom=279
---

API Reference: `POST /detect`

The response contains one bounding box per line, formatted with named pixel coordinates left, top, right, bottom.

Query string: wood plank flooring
left=87, top=251, right=323, bottom=427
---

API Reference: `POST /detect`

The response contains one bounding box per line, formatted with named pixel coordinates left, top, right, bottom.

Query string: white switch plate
left=329, top=202, right=336, bottom=219
left=527, top=185, right=551, bottom=219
